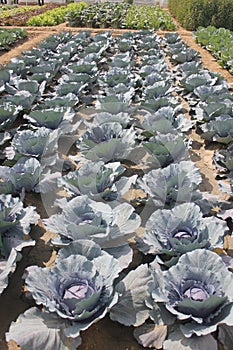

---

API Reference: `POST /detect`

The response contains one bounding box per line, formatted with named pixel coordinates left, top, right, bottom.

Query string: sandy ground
left=0, top=18, right=232, bottom=350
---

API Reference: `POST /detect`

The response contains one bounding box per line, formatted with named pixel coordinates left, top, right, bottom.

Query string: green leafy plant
left=195, top=26, right=233, bottom=74
left=67, top=2, right=175, bottom=30
left=26, top=2, right=87, bottom=26
left=125, top=4, right=176, bottom=30
left=0, top=28, right=27, bottom=51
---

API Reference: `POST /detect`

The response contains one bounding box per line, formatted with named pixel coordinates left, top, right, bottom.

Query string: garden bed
left=0, top=22, right=233, bottom=350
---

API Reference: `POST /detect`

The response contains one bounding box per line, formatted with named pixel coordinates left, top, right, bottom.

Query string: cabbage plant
left=142, top=80, right=173, bottom=99
left=98, top=67, right=134, bottom=88
left=76, top=122, right=137, bottom=162
left=95, top=95, right=132, bottom=114
left=0, top=102, right=21, bottom=131
left=4, top=127, right=59, bottom=166
left=193, top=84, right=230, bottom=102
left=137, top=203, right=227, bottom=267
left=199, top=116, right=233, bottom=144
left=24, top=107, right=81, bottom=133
left=195, top=101, right=232, bottom=122
left=110, top=249, right=233, bottom=350
left=6, top=240, right=121, bottom=350
left=180, top=71, right=220, bottom=92
left=142, top=133, right=189, bottom=168
left=58, top=161, right=137, bottom=201
left=3, top=91, right=37, bottom=111
left=91, top=111, right=132, bottom=128
left=0, top=157, right=60, bottom=194
left=0, top=194, right=38, bottom=294
left=141, top=106, right=194, bottom=133
left=137, top=161, right=202, bottom=208
left=171, top=48, right=200, bottom=63
left=213, top=143, right=233, bottom=174
left=43, top=195, right=140, bottom=269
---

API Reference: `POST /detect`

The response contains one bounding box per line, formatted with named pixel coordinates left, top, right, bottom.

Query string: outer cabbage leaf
left=213, top=143, right=233, bottom=173
left=6, top=307, right=81, bottom=350
left=0, top=249, right=20, bottom=295
left=163, top=325, right=218, bottom=350
left=195, top=101, right=232, bottom=122
left=110, top=264, right=153, bottom=327
left=134, top=323, right=167, bottom=349
left=218, top=324, right=233, bottom=350
left=0, top=102, right=21, bottom=131
left=0, top=193, right=38, bottom=294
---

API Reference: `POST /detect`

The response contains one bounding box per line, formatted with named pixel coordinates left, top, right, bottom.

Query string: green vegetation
left=67, top=1, right=175, bottom=30
left=168, top=0, right=233, bottom=31
left=0, top=5, right=41, bottom=20
left=67, top=1, right=129, bottom=28
left=26, top=2, right=88, bottom=26
left=195, top=26, right=233, bottom=74
left=125, top=4, right=176, bottom=30
left=0, top=28, right=27, bottom=51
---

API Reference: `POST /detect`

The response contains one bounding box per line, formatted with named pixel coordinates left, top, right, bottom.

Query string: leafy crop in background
left=195, top=26, right=233, bottom=74
left=26, top=2, right=88, bottom=26
left=0, top=28, right=27, bottom=51
left=67, top=2, right=175, bottom=30
left=125, top=5, right=176, bottom=30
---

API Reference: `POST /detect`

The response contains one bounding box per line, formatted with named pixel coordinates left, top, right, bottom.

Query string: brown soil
left=0, top=19, right=232, bottom=350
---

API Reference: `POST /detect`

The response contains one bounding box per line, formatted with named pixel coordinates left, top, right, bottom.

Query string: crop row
left=66, top=2, right=176, bottom=30
left=0, top=1, right=176, bottom=29
left=26, top=2, right=88, bottom=27
left=195, top=26, right=233, bottom=75
left=0, top=3, right=61, bottom=26
left=0, top=30, right=233, bottom=350
left=0, top=27, right=27, bottom=51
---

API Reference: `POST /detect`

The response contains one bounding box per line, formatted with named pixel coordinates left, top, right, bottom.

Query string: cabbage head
left=110, top=250, right=233, bottom=350
left=6, top=240, right=121, bottom=350
left=137, top=203, right=227, bottom=267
